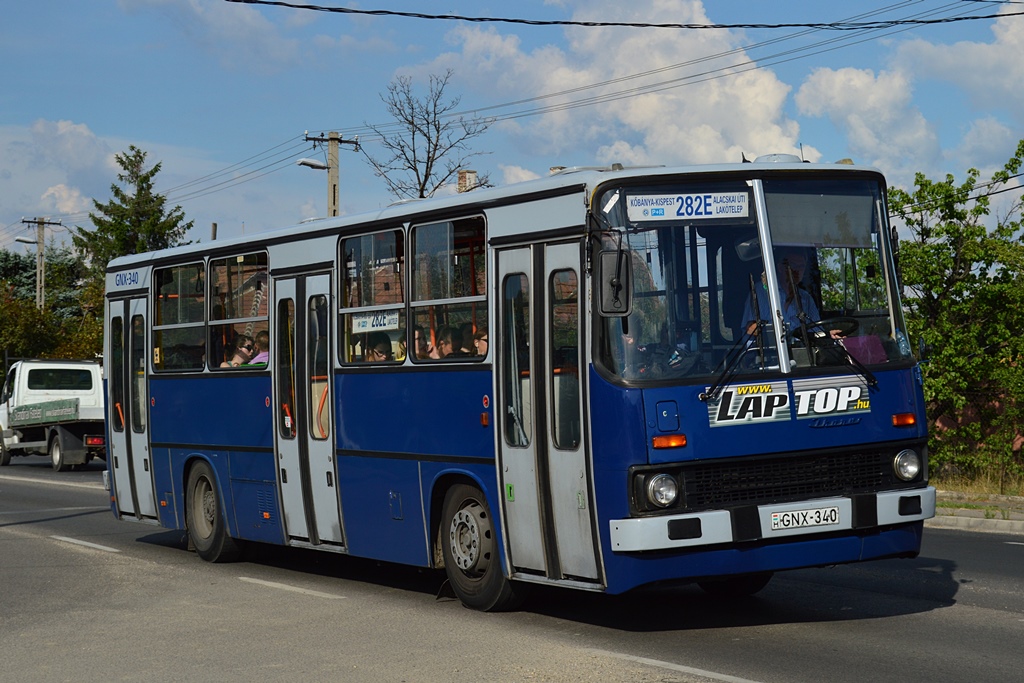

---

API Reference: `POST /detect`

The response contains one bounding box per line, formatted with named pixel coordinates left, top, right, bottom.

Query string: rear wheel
left=440, top=483, right=525, bottom=611
left=50, top=435, right=67, bottom=472
left=698, top=572, right=773, bottom=597
left=0, top=435, right=11, bottom=466
left=185, top=460, right=242, bottom=562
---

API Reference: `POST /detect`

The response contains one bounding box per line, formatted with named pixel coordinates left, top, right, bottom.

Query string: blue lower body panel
left=601, top=522, right=924, bottom=594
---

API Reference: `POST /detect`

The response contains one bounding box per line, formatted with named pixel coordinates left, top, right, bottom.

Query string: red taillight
left=86, top=435, right=105, bottom=446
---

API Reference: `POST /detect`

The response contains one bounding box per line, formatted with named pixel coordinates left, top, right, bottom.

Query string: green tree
left=66, top=145, right=192, bottom=359
left=889, top=139, right=1024, bottom=482
left=362, top=69, right=492, bottom=199
left=73, top=145, right=192, bottom=278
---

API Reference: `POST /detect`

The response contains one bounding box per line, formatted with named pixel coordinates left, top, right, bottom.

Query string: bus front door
left=106, top=297, right=159, bottom=520
left=496, top=242, right=600, bottom=583
left=273, top=274, right=344, bottom=548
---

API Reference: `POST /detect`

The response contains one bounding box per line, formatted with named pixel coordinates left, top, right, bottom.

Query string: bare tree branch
left=361, top=69, right=492, bottom=199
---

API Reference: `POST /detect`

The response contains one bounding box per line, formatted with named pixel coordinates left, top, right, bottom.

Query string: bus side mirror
left=597, top=250, right=632, bottom=317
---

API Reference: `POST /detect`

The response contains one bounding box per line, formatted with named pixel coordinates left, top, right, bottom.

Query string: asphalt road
left=2, top=457, right=1023, bottom=683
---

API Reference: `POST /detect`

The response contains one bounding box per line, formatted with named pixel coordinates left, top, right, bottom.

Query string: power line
left=222, top=0, right=1024, bottom=30
left=10, top=0, right=1006, bottom=233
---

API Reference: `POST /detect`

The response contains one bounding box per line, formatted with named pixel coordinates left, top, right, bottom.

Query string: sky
left=1, top=0, right=1023, bottom=251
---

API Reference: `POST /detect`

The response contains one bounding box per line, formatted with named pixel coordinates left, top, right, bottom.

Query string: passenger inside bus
left=432, top=326, right=457, bottom=359
left=247, top=330, right=269, bottom=365
left=364, top=332, right=393, bottom=362
left=220, top=334, right=253, bottom=367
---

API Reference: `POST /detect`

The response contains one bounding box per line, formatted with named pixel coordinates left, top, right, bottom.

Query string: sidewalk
left=926, top=489, right=1024, bottom=535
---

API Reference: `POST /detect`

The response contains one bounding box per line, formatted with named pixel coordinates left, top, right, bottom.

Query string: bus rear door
left=496, top=241, right=600, bottom=583
left=107, top=297, right=159, bottom=520
left=273, top=273, right=345, bottom=548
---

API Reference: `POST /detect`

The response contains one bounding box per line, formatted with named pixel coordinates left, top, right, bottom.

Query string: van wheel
left=440, top=484, right=526, bottom=611
left=185, top=460, right=242, bottom=562
left=0, top=440, right=11, bottom=466
left=50, top=435, right=67, bottom=472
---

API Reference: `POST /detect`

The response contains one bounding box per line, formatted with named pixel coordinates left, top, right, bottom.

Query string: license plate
left=771, top=505, right=840, bottom=531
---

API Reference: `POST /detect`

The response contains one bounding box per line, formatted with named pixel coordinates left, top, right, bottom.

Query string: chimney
left=457, top=169, right=478, bottom=193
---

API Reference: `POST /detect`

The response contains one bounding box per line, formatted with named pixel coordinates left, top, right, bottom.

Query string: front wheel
left=50, top=434, right=67, bottom=472
left=0, top=437, right=11, bottom=466
left=440, top=484, right=525, bottom=611
left=185, top=460, right=242, bottom=562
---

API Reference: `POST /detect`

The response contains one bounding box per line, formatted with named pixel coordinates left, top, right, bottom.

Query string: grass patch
left=931, top=472, right=1024, bottom=497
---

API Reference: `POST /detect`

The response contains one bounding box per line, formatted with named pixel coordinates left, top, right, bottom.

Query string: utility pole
left=18, top=217, right=61, bottom=310
left=304, top=131, right=359, bottom=217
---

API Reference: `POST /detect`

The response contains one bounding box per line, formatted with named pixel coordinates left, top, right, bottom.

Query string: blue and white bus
left=104, top=155, right=933, bottom=610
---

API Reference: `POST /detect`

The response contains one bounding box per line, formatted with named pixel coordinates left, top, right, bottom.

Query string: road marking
left=1005, top=541, right=1024, bottom=546
left=0, top=506, right=107, bottom=516
left=239, top=576, right=346, bottom=599
left=50, top=535, right=121, bottom=552
left=585, top=648, right=766, bottom=683
left=0, top=474, right=105, bottom=490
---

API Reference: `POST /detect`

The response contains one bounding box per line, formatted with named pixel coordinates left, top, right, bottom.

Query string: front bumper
left=609, top=486, right=935, bottom=552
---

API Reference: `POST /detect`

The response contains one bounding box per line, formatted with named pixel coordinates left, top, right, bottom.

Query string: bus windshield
left=594, top=175, right=913, bottom=383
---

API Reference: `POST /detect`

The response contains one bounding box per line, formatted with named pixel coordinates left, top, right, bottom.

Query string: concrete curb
left=926, top=515, right=1024, bottom=535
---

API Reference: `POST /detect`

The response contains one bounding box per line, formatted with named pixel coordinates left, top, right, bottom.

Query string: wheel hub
left=449, top=503, right=490, bottom=574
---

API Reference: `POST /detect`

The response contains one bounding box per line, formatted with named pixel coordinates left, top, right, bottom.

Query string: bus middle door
left=273, top=274, right=345, bottom=548
left=496, top=241, right=600, bottom=584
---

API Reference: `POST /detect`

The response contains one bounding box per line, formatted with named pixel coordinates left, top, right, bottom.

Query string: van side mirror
left=597, top=250, right=632, bottom=317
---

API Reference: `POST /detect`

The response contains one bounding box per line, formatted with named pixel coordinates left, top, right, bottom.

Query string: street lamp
left=14, top=235, right=43, bottom=310
left=300, top=131, right=359, bottom=218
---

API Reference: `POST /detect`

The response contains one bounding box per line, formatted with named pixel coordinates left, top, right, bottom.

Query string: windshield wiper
left=806, top=324, right=879, bottom=389
left=700, top=275, right=769, bottom=403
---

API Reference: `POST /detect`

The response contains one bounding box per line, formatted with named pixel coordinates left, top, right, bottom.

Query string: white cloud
left=41, top=185, right=90, bottom=215
left=895, top=11, right=1024, bottom=117
left=795, top=67, right=939, bottom=184
left=415, top=0, right=811, bottom=176
left=500, top=165, right=541, bottom=184
left=119, top=0, right=301, bottom=72
left=949, top=117, right=1018, bottom=178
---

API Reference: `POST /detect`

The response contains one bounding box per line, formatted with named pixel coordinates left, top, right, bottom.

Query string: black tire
left=698, top=572, right=773, bottom=598
left=440, top=483, right=525, bottom=611
left=50, top=434, right=67, bottom=472
left=185, top=460, right=242, bottom=562
left=0, top=436, right=11, bottom=467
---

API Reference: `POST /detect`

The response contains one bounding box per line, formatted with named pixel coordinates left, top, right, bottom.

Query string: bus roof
left=105, top=158, right=882, bottom=271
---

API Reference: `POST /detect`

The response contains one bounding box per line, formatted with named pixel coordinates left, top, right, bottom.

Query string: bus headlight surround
left=893, top=449, right=921, bottom=481
left=646, top=473, right=679, bottom=508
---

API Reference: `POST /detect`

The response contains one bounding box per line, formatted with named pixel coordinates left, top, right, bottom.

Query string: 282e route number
left=675, top=194, right=713, bottom=217
left=770, top=505, right=840, bottom=531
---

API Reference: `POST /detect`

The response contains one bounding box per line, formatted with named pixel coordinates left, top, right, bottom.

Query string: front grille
left=681, top=450, right=896, bottom=511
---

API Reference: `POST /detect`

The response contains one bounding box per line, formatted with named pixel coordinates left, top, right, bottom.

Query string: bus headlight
left=893, top=449, right=921, bottom=481
left=646, top=474, right=679, bottom=508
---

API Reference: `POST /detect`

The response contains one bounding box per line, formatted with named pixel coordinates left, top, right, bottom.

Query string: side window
left=110, top=318, right=124, bottom=432
left=152, top=262, right=205, bottom=371
left=411, top=216, right=486, bottom=361
left=550, top=269, right=580, bottom=450
left=339, top=230, right=405, bottom=364
left=308, top=295, right=331, bottom=440
left=502, top=273, right=531, bottom=447
left=1, top=367, right=16, bottom=403
left=277, top=299, right=296, bottom=438
left=209, top=252, right=269, bottom=369
left=130, top=314, right=147, bottom=433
